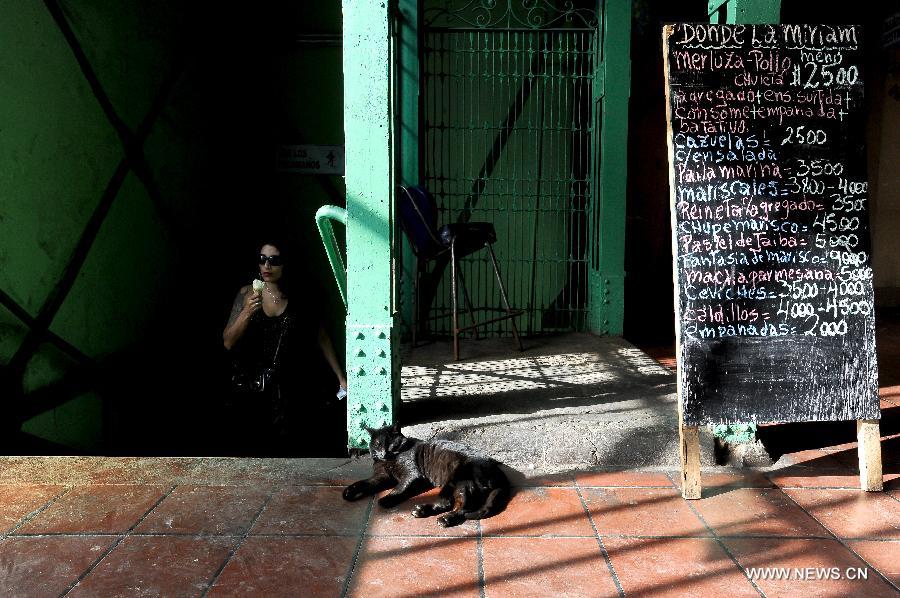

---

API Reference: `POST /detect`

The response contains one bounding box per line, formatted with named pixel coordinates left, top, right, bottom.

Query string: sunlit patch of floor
left=399, top=334, right=694, bottom=473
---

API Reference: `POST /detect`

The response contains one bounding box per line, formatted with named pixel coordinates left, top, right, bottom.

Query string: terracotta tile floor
left=0, top=311, right=896, bottom=596
left=0, top=456, right=898, bottom=597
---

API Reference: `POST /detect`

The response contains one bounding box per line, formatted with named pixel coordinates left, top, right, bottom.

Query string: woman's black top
left=234, top=300, right=328, bottom=398
left=227, top=292, right=345, bottom=456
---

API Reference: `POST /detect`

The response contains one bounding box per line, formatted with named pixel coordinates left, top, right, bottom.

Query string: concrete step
left=400, top=333, right=718, bottom=475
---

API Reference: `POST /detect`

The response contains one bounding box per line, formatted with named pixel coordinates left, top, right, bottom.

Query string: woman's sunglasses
left=258, top=254, right=283, bottom=267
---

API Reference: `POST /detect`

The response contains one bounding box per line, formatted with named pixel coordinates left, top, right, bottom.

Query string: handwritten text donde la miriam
left=673, top=24, right=859, bottom=50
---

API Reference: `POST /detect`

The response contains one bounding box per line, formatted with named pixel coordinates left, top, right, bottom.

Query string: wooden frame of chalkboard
left=662, top=23, right=882, bottom=498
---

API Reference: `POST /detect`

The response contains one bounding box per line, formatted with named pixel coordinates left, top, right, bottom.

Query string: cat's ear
left=390, top=421, right=402, bottom=435
left=363, top=425, right=376, bottom=436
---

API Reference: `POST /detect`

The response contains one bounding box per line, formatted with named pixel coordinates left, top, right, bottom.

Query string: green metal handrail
left=315, top=205, right=348, bottom=309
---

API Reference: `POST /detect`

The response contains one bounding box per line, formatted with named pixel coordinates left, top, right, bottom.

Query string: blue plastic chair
left=398, top=185, right=523, bottom=360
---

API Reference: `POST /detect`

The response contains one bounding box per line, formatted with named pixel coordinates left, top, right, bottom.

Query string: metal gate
left=422, top=0, right=601, bottom=336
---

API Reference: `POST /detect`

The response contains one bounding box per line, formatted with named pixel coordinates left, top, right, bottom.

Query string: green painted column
left=342, top=0, right=399, bottom=449
left=709, top=0, right=782, bottom=445
left=590, top=0, right=631, bottom=335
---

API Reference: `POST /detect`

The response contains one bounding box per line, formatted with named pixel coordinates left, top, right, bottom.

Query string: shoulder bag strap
left=271, top=316, right=287, bottom=369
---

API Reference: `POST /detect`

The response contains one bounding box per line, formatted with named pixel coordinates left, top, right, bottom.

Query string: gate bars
left=339, top=0, right=629, bottom=446
left=422, top=18, right=599, bottom=336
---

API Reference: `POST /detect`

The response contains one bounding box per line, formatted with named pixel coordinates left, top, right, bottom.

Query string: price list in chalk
left=664, top=24, right=873, bottom=344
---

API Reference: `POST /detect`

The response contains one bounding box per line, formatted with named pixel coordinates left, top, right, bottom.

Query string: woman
left=223, top=239, right=347, bottom=455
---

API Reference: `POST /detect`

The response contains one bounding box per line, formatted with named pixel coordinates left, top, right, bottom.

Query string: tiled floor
left=1, top=311, right=897, bottom=596
left=0, top=457, right=898, bottom=597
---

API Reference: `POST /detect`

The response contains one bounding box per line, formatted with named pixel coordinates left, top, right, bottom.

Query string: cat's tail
left=462, top=486, right=509, bottom=521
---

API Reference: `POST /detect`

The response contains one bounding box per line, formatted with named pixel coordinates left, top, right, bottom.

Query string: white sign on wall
left=276, top=144, right=344, bottom=174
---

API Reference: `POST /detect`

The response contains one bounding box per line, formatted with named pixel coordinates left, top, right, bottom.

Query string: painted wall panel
left=21, top=392, right=102, bottom=451
left=0, top=305, right=28, bottom=366
left=48, top=173, right=173, bottom=360
left=0, top=0, right=122, bottom=316
left=60, top=0, right=187, bottom=131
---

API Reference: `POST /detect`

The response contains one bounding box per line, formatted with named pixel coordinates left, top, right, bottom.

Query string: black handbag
left=230, top=320, right=286, bottom=394
left=231, top=365, right=276, bottom=394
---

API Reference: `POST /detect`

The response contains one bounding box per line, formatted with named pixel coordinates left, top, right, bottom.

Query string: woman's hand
left=242, top=290, right=262, bottom=316
left=318, top=325, right=347, bottom=396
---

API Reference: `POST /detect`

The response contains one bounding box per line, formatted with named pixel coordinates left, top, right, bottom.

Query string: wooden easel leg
left=680, top=423, right=701, bottom=499
left=857, top=419, right=883, bottom=492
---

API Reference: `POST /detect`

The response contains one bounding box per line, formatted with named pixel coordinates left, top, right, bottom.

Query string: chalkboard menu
left=663, top=24, right=879, bottom=425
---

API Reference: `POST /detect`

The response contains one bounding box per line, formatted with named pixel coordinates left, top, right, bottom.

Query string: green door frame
left=397, top=0, right=420, bottom=337
left=589, top=0, right=631, bottom=335
left=398, top=0, right=634, bottom=338
left=708, top=0, right=780, bottom=24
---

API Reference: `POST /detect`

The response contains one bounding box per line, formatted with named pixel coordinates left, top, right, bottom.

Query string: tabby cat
left=342, top=423, right=509, bottom=527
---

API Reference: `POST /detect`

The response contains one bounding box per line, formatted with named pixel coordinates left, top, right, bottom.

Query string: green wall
left=0, top=1, right=346, bottom=454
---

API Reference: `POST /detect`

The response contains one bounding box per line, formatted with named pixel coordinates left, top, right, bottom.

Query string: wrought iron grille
left=422, top=2, right=600, bottom=336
